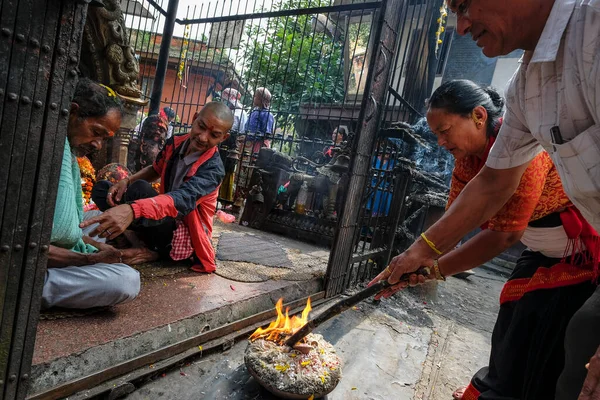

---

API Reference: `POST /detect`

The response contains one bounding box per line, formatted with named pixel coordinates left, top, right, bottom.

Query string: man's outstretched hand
left=80, top=204, right=134, bottom=241
left=580, top=345, right=600, bottom=400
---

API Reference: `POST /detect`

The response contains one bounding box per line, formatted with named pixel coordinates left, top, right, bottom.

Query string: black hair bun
left=483, top=87, right=505, bottom=111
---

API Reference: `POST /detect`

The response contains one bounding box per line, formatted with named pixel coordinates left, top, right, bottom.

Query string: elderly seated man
left=87, top=102, right=233, bottom=273
left=44, top=79, right=156, bottom=310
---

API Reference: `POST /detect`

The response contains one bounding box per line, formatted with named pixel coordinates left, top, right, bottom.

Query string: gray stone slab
left=217, top=232, right=293, bottom=268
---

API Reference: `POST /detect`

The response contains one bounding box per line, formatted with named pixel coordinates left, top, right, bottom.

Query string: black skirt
left=463, top=225, right=596, bottom=400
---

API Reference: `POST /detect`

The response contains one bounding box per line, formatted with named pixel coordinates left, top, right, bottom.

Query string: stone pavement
left=125, top=267, right=504, bottom=400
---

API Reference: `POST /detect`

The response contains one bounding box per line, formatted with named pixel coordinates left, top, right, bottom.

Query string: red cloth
left=500, top=207, right=600, bottom=303
left=462, top=383, right=481, bottom=400
left=130, top=135, right=220, bottom=273
left=560, top=207, right=600, bottom=280
left=170, top=220, right=194, bottom=261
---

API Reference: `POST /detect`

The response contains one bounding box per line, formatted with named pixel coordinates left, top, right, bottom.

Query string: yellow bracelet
left=420, top=232, right=443, bottom=255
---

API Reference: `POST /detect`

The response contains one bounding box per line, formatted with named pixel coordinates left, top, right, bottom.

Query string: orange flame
left=250, top=297, right=312, bottom=343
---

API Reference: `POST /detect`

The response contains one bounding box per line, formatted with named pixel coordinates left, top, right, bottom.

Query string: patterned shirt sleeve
left=446, top=151, right=485, bottom=210
left=487, top=152, right=554, bottom=231
left=486, top=64, right=544, bottom=170
left=446, top=166, right=467, bottom=210
left=447, top=152, right=571, bottom=232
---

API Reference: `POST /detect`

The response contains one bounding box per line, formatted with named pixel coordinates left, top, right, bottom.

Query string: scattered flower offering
left=77, top=156, right=95, bottom=205
left=244, top=298, right=342, bottom=399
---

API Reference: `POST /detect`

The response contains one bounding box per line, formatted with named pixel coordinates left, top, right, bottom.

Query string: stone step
left=29, top=273, right=324, bottom=398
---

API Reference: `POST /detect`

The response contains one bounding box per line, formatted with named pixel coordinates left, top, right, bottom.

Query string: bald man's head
left=199, top=101, right=234, bottom=130
left=187, top=102, right=233, bottom=155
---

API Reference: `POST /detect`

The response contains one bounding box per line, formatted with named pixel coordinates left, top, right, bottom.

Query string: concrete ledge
left=30, top=277, right=323, bottom=395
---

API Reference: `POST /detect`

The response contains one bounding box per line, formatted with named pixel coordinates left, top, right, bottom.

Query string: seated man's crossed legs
left=42, top=211, right=142, bottom=310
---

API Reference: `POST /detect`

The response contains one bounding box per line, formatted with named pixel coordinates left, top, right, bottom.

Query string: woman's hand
left=368, top=241, right=437, bottom=300
left=107, top=178, right=129, bottom=207
left=80, top=204, right=134, bottom=241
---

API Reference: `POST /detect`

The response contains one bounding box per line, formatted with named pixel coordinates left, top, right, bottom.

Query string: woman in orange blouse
left=424, top=80, right=597, bottom=400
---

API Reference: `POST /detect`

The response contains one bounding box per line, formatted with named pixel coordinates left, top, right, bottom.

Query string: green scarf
left=50, top=138, right=97, bottom=254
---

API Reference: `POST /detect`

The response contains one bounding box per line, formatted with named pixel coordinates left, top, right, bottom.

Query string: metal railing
left=122, top=0, right=380, bottom=176
left=327, top=0, right=450, bottom=294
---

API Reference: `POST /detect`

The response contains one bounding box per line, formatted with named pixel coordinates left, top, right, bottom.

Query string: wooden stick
left=284, top=267, right=430, bottom=347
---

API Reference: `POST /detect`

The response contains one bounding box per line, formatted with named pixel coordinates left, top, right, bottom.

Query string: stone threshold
left=29, top=274, right=324, bottom=398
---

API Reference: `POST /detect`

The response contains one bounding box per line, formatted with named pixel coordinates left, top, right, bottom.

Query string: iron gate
left=0, top=0, right=88, bottom=399
left=326, top=0, right=449, bottom=296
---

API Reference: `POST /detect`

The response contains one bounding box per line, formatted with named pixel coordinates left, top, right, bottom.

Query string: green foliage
left=347, top=21, right=371, bottom=49
left=239, top=0, right=346, bottom=130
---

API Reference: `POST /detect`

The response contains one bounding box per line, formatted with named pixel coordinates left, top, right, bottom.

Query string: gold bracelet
left=420, top=232, right=443, bottom=255
left=433, top=259, right=446, bottom=281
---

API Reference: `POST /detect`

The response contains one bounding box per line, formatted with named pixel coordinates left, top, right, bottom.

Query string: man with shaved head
left=83, top=102, right=233, bottom=273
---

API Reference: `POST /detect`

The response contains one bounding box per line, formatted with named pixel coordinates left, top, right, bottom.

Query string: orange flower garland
left=77, top=156, right=96, bottom=205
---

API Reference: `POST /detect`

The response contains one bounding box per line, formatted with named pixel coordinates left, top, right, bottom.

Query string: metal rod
left=387, top=86, right=423, bottom=118
left=148, top=0, right=180, bottom=116
left=146, top=0, right=168, bottom=17
left=286, top=266, right=430, bottom=347
left=379, top=164, right=412, bottom=272
left=178, top=2, right=381, bottom=25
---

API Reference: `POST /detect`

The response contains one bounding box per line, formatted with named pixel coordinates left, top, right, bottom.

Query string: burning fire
left=250, top=298, right=312, bottom=344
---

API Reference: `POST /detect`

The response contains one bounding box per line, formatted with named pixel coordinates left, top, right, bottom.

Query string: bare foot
left=453, top=386, right=467, bottom=399
left=122, top=230, right=146, bottom=248
left=121, top=247, right=159, bottom=265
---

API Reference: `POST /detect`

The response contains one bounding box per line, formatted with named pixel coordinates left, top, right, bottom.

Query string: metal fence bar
left=378, top=164, right=412, bottom=272
left=148, top=0, right=179, bottom=115
left=146, top=0, right=168, bottom=17
left=178, top=2, right=381, bottom=25
left=324, top=0, right=404, bottom=297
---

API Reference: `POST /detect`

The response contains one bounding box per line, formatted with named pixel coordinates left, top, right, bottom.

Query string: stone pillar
left=112, top=95, right=147, bottom=166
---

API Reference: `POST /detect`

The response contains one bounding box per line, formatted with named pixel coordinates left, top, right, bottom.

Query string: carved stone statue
left=80, top=0, right=147, bottom=168
left=80, top=0, right=142, bottom=98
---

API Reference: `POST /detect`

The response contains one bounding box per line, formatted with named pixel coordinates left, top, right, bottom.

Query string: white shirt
left=521, top=226, right=570, bottom=258
left=486, top=0, right=600, bottom=231
left=232, top=108, right=248, bottom=133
